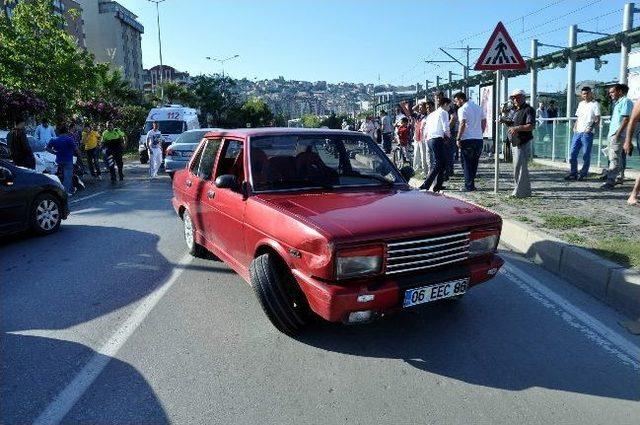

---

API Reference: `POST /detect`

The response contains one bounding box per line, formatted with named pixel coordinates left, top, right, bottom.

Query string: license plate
left=403, top=278, right=469, bottom=308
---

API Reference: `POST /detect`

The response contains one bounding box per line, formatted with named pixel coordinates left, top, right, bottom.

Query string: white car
left=0, top=130, right=64, bottom=174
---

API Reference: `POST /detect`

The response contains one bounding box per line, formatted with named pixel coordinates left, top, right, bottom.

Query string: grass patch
left=565, top=232, right=587, bottom=244
left=528, top=160, right=545, bottom=169
left=540, top=213, right=595, bottom=230
left=515, top=216, right=531, bottom=223
left=591, top=237, right=640, bottom=268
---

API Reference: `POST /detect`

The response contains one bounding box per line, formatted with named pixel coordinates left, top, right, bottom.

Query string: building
left=5, top=0, right=86, bottom=48
left=77, top=0, right=144, bottom=89
left=143, top=65, right=191, bottom=93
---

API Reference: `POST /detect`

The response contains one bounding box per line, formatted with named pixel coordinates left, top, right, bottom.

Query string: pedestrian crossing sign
left=474, top=22, right=526, bottom=71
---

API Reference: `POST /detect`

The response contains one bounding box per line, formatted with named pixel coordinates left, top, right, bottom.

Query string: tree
left=189, top=74, right=239, bottom=127
left=236, top=98, right=273, bottom=128
left=300, top=114, right=323, bottom=128
left=0, top=84, right=47, bottom=128
left=0, top=0, right=100, bottom=119
left=162, top=81, right=197, bottom=106
left=93, top=66, right=142, bottom=106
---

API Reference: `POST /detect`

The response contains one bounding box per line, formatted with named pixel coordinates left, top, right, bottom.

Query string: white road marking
left=33, top=253, right=192, bottom=425
left=69, top=191, right=107, bottom=204
left=502, top=262, right=640, bottom=370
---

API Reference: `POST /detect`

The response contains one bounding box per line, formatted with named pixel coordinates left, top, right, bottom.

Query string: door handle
left=207, top=190, right=215, bottom=199
left=186, top=179, right=192, bottom=188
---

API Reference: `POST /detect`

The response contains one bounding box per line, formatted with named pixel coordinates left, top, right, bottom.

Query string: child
left=397, top=117, right=410, bottom=146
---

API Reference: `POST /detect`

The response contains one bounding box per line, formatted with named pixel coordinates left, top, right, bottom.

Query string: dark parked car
left=0, top=159, right=69, bottom=236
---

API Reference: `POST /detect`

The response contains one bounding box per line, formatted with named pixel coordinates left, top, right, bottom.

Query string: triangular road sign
left=474, top=22, right=526, bottom=71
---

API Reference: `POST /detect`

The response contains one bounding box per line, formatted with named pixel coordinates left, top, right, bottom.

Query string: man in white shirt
left=454, top=91, right=486, bottom=191
left=565, top=86, right=600, bottom=181
left=35, top=119, right=56, bottom=151
left=380, top=110, right=393, bottom=154
left=146, top=121, right=164, bottom=178
left=419, top=97, right=452, bottom=192
left=359, top=116, right=377, bottom=140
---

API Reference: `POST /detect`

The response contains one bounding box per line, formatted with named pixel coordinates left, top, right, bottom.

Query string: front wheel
left=183, top=211, right=206, bottom=257
left=30, top=193, right=62, bottom=235
left=250, top=253, right=310, bottom=335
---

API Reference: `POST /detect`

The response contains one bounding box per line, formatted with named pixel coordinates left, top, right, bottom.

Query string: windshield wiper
left=343, top=171, right=396, bottom=186
left=271, top=178, right=334, bottom=190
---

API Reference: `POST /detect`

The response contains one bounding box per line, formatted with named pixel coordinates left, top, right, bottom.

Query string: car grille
left=385, top=231, right=470, bottom=275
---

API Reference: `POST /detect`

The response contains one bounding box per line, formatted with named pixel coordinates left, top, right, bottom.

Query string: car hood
left=256, top=189, right=501, bottom=242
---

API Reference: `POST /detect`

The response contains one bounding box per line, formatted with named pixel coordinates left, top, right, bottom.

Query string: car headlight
left=469, top=229, right=500, bottom=256
left=336, top=244, right=384, bottom=279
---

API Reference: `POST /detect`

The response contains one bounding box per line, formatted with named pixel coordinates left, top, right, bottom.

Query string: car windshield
left=143, top=120, right=186, bottom=134
left=250, top=134, right=403, bottom=192
left=174, top=130, right=208, bottom=145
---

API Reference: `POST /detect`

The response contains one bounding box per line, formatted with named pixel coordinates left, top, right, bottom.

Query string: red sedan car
left=171, top=128, right=503, bottom=334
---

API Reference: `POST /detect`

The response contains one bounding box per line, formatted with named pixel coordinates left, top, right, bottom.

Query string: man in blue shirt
left=46, top=123, right=77, bottom=195
left=602, top=84, right=633, bottom=190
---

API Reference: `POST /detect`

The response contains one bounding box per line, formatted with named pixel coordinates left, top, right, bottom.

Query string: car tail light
left=469, top=228, right=500, bottom=257
left=336, top=244, right=384, bottom=280
left=166, top=147, right=174, bottom=156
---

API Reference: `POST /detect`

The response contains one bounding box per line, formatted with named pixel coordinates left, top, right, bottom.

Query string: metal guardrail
left=532, top=116, right=639, bottom=171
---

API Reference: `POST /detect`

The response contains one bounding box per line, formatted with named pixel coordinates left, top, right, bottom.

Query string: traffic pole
left=494, top=69, right=501, bottom=194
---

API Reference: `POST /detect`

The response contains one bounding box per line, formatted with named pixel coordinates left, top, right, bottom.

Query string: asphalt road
left=2, top=162, right=639, bottom=425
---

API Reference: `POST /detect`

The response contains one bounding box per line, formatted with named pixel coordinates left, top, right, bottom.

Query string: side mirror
left=0, top=167, right=14, bottom=185
left=399, top=165, right=415, bottom=182
left=214, top=174, right=239, bottom=190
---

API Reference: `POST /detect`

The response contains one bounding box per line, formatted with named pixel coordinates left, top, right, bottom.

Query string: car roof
left=202, top=127, right=359, bottom=139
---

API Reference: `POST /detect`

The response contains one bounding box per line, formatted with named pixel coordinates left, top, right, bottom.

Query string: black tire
left=250, top=253, right=310, bottom=335
left=168, top=172, right=174, bottom=180
left=30, top=193, right=62, bottom=235
left=183, top=211, right=206, bottom=257
left=139, top=151, right=149, bottom=164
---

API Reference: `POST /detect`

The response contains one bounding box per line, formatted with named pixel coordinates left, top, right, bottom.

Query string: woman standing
left=7, top=117, right=35, bottom=169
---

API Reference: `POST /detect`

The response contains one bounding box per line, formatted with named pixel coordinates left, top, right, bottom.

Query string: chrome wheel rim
left=184, top=214, right=194, bottom=250
left=36, top=199, right=60, bottom=231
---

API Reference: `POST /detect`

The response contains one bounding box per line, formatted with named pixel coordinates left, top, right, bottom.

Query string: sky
left=118, top=0, right=635, bottom=91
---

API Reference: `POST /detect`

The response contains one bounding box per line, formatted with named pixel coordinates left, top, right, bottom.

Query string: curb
left=408, top=177, right=640, bottom=320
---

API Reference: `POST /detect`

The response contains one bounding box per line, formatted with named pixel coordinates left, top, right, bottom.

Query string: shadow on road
left=295, top=265, right=640, bottom=402
left=1, top=224, right=174, bottom=423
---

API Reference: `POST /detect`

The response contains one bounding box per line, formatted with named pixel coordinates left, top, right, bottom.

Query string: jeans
left=422, top=138, right=447, bottom=191
left=382, top=133, right=393, bottom=154
left=58, top=162, right=73, bottom=194
left=445, top=139, right=456, bottom=176
left=569, top=131, right=594, bottom=177
left=86, top=147, right=100, bottom=177
left=459, top=139, right=483, bottom=190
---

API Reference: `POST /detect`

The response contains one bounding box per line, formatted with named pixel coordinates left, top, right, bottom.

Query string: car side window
left=195, top=138, right=222, bottom=180
left=188, top=142, right=205, bottom=175
left=214, top=140, right=244, bottom=182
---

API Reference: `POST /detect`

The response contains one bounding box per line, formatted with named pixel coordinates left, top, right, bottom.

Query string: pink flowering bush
left=0, top=84, right=47, bottom=127
left=76, top=99, right=120, bottom=122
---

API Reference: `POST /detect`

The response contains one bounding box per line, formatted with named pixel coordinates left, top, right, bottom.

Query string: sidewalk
left=409, top=157, right=640, bottom=320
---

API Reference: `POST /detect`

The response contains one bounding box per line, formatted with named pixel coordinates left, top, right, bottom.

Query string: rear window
left=143, top=120, right=186, bottom=134
left=174, top=130, right=208, bottom=145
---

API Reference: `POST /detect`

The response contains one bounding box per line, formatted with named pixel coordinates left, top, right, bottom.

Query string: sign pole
left=494, top=70, right=501, bottom=194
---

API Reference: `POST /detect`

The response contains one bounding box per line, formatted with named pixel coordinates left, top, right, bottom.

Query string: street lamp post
left=205, top=55, right=240, bottom=77
left=147, top=0, right=166, bottom=103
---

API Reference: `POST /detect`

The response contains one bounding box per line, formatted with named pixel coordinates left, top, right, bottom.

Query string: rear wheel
left=30, top=193, right=62, bottom=235
left=250, top=253, right=310, bottom=335
left=183, top=211, right=206, bottom=257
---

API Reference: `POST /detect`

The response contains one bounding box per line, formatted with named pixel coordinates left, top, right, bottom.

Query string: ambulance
left=138, top=105, right=200, bottom=163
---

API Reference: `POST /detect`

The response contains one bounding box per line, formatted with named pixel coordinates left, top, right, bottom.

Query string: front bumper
left=293, top=254, right=504, bottom=323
